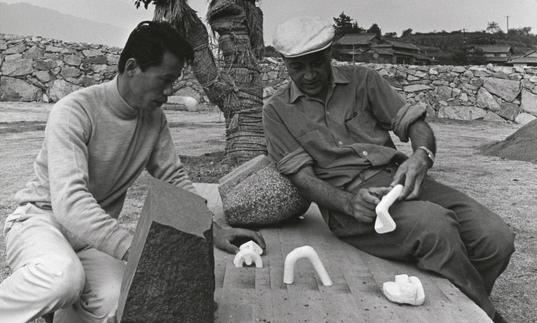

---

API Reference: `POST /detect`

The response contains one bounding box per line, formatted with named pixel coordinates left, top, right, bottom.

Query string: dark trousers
left=320, top=168, right=515, bottom=317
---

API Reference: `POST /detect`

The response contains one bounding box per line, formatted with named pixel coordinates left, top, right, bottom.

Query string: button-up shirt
left=263, top=65, right=426, bottom=188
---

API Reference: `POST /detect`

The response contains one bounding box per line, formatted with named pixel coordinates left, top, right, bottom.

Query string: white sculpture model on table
left=375, top=184, right=403, bottom=234
left=283, top=245, right=333, bottom=286
left=233, top=240, right=263, bottom=268
left=382, top=274, right=426, bottom=305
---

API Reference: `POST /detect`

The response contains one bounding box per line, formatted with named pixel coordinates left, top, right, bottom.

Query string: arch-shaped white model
left=233, top=248, right=263, bottom=268
left=283, top=245, right=333, bottom=286
left=374, top=184, right=403, bottom=234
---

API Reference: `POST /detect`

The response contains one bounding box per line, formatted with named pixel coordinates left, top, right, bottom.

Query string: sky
left=2, top=0, right=537, bottom=45
left=176, top=0, right=537, bottom=44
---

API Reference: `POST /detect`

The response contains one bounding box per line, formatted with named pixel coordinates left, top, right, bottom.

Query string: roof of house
left=508, top=50, right=537, bottom=64
left=385, top=40, right=420, bottom=51
left=334, top=33, right=377, bottom=46
left=474, top=44, right=512, bottom=53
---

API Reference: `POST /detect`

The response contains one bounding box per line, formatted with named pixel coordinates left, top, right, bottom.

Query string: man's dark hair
left=118, top=21, right=194, bottom=73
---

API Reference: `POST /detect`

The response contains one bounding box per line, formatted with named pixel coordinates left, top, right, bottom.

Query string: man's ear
left=124, top=58, right=139, bottom=76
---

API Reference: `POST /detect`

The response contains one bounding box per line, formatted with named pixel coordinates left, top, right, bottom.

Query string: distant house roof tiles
left=385, top=40, right=420, bottom=51
left=508, top=50, right=537, bottom=65
left=334, top=33, right=377, bottom=46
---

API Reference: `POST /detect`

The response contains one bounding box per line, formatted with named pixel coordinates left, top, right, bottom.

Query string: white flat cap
left=273, top=16, right=335, bottom=58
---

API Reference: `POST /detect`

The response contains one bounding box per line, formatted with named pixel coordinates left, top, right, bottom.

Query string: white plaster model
left=375, top=184, right=403, bottom=234
left=239, top=240, right=263, bottom=256
left=283, top=245, right=333, bottom=286
left=382, top=274, right=425, bottom=306
left=233, top=248, right=263, bottom=268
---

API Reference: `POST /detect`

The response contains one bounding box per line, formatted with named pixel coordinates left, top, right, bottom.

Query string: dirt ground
left=0, top=102, right=536, bottom=323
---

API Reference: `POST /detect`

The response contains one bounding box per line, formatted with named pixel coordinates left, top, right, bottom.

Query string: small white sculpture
left=375, top=184, right=403, bottom=234
left=283, top=245, right=333, bottom=286
left=233, top=240, right=263, bottom=268
left=382, top=274, right=425, bottom=306
left=239, top=240, right=263, bottom=255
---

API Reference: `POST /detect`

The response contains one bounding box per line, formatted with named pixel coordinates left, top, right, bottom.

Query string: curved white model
left=233, top=249, right=263, bottom=268
left=283, top=245, right=333, bottom=286
left=374, top=184, right=403, bottom=234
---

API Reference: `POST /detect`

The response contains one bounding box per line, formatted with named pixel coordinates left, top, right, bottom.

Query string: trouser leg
left=0, top=204, right=85, bottom=323
left=54, top=248, right=125, bottom=323
left=415, top=177, right=515, bottom=294
left=323, top=169, right=513, bottom=317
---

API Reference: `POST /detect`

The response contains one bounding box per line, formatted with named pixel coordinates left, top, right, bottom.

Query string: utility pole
left=505, top=15, right=510, bottom=32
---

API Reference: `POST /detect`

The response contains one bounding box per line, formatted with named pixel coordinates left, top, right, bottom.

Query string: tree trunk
left=152, top=0, right=266, bottom=164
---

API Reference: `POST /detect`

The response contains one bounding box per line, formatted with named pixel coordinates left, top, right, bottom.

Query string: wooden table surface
left=195, top=184, right=492, bottom=323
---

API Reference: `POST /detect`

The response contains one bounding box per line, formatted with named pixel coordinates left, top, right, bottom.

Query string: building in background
left=333, top=35, right=432, bottom=65
left=473, top=44, right=513, bottom=64
left=508, top=50, right=537, bottom=67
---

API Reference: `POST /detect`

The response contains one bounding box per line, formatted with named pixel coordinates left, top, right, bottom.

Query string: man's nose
left=304, top=67, right=316, bottom=81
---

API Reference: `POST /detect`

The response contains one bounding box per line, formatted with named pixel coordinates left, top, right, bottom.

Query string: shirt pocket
left=296, top=130, right=337, bottom=168
left=344, top=111, right=390, bottom=146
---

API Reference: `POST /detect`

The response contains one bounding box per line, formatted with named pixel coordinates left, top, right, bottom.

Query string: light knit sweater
left=14, top=77, right=197, bottom=260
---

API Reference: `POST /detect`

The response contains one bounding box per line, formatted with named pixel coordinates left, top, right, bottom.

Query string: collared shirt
left=263, top=65, right=426, bottom=188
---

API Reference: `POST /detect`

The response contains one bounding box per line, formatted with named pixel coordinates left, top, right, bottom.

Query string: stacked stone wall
left=2, top=33, right=537, bottom=123
left=260, top=59, right=537, bottom=124
left=0, top=34, right=119, bottom=103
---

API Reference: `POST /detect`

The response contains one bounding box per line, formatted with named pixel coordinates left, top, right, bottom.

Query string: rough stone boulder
left=1, top=58, right=33, bottom=76
left=49, top=79, right=80, bottom=101
left=438, top=105, right=487, bottom=121
left=521, top=90, right=537, bottom=117
left=0, top=77, right=42, bottom=101
left=476, top=87, right=500, bottom=111
left=483, top=77, right=520, bottom=102
left=219, top=155, right=310, bottom=227
left=117, top=178, right=214, bottom=323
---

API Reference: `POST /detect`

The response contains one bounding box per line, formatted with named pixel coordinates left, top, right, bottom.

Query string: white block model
left=382, top=274, right=425, bottom=306
left=375, top=184, right=403, bottom=234
left=233, top=240, right=263, bottom=268
left=239, top=240, right=263, bottom=255
left=283, top=245, right=333, bottom=286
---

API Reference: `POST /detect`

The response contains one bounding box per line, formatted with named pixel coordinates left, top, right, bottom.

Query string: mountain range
left=0, top=1, right=153, bottom=46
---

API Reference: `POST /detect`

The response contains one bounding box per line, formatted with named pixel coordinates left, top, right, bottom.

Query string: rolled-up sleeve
left=365, top=69, right=426, bottom=142
left=391, top=103, right=427, bottom=142
left=263, top=104, right=313, bottom=175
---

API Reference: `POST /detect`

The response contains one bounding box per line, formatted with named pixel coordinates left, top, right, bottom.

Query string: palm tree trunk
left=151, top=0, right=266, bottom=164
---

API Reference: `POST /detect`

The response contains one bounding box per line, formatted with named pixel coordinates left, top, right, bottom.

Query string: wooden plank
left=117, top=179, right=214, bottom=323
left=200, top=183, right=491, bottom=323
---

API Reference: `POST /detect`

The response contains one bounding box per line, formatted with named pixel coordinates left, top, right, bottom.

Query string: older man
left=263, top=16, right=513, bottom=322
left=0, top=21, right=264, bottom=323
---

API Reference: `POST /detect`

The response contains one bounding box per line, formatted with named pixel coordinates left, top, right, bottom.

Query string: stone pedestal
left=117, top=178, right=214, bottom=323
left=219, top=155, right=310, bottom=227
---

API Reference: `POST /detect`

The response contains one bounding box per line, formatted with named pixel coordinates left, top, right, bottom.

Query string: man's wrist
left=416, top=146, right=435, bottom=167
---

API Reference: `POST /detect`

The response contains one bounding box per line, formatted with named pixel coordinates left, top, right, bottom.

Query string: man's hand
left=390, top=149, right=431, bottom=200
left=213, top=222, right=266, bottom=254
left=349, top=187, right=391, bottom=223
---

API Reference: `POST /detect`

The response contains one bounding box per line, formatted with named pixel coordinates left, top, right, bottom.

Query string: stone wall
left=2, top=33, right=537, bottom=124
left=0, top=34, right=119, bottom=103
left=260, top=59, right=537, bottom=124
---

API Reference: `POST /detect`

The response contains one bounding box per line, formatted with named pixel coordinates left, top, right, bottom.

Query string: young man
left=0, top=21, right=264, bottom=323
left=263, top=16, right=513, bottom=322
